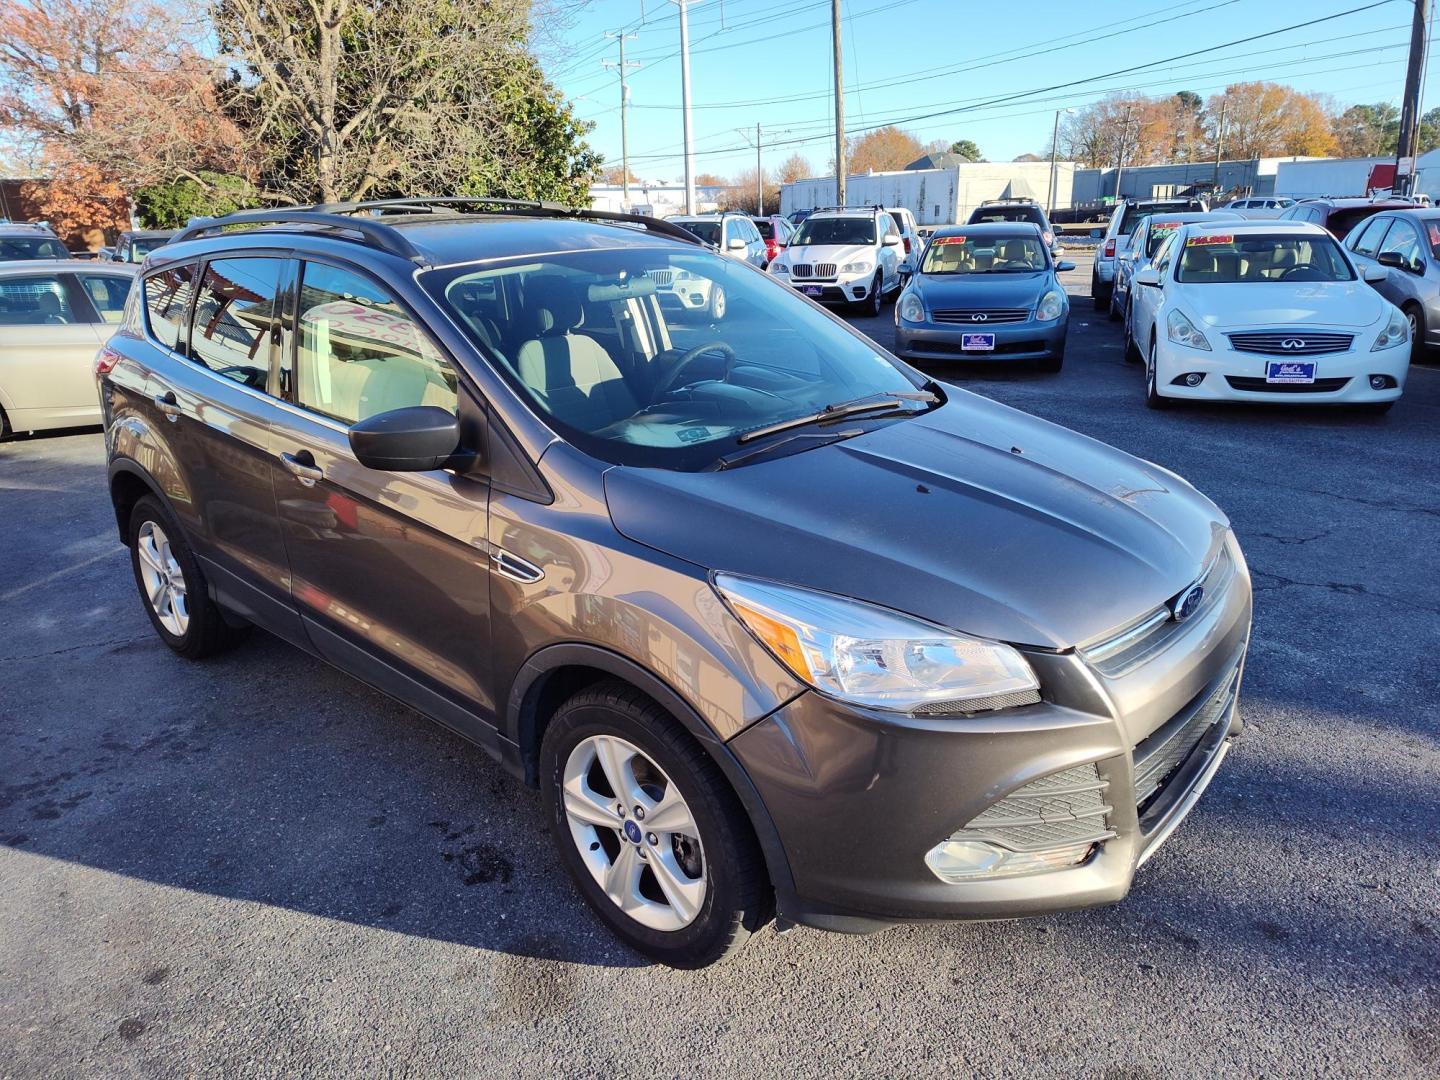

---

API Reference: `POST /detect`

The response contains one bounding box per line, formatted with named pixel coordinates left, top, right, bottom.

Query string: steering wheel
left=652, top=341, right=738, bottom=399
left=1279, top=264, right=1322, bottom=281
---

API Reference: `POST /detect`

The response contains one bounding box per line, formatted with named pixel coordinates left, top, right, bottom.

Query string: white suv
left=668, top=214, right=768, bottom=268
left=767, top=207, right=904, bottom=315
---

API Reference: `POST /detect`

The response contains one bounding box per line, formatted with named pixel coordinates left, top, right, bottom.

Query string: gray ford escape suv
left=97, top=198, right=1251, bottom=968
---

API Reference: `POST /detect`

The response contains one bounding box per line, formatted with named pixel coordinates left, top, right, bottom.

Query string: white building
left=779, top=162, right=1076, bottom=226
left=588, top=182, right=724, bottom=217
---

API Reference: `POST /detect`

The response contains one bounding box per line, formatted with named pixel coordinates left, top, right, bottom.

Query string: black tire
left=1145, top=339, right=1172, bottom=410
left=1404, top=304, right=1426, bottom=364
left=708, top=285, right=727, bottom=322
left=1107, top=287, right=1122, bottom=321
left=861, top=273, right=883, bottom=317
left=127, top=495, right=249, bottom=659
left=1037, top=348, right=1064, bottom=373
left=1091, top=271, right=1108, bottom=311
left=540, top=680, right=770, bottom=968
left=1123, top=299, right=1142, bottom=364
left=0, top=404, right=9, bottom=439
left=1356, top=401, right=1395, bottom=415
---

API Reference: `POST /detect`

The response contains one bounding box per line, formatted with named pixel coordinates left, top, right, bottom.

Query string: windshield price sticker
left=1186, top=234, right=1233, bottom=247
left=934, top=236, right=967, bottom=245
left=1152, top=221, right=1182, bottom=234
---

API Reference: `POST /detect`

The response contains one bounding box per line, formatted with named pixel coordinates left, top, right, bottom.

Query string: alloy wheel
left=135, top=520, right=189, bottom=636
left=561, top=734, right=707, bottom=932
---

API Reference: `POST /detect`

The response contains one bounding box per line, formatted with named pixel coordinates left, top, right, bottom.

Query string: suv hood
left=604, top=393, right=1224, bottom=649
left=916, top=272, right=1051, bottom=310
left=779, top=242, right=875, bottom=267
left=1182, top=280, right=1384, bottom=329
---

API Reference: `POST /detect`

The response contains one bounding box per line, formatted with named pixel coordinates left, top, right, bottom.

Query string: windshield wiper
left=736, top=389, right=938, bottom=444
left=711, top=428, right=866, bottom=470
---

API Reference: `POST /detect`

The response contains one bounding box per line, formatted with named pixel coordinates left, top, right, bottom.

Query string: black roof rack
left=173, top=198, right=703, bottom=264
left=808, top=204, right=886, bottom=214
left=979, top=197, right=1036, bottom=205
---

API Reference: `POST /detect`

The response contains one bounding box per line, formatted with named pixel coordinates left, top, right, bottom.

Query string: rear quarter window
left=143, top=263, right=196, bottom=351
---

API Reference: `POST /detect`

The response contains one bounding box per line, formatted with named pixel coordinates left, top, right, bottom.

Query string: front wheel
left=1123, top=300, right=1142, bottom=364
left=1405, top=305, right=1425, bottom=363
left=860, top=273, right=883, bottom=317
left=708, top=285, right=727, bottom=322
left=1145, top=340, right=1172, bottom=410
left=540, top=681, right=771, bottom=968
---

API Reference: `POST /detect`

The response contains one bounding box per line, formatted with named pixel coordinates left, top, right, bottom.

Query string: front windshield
left=0, top=236, right=68, bottom=260
left=920, top=234, right=1047, bottom=274
left=1174, top=232, right=1355, bottom=283
left=672, top=220, right=720, bottom=246
left=425, top=246, right=929, bottom=470
left=790, top=217, right=875, bottom=246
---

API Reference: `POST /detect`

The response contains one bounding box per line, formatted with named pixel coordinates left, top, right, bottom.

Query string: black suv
left=97, top=198, right=1249, bottom=967
left=966, top=198, right=1059, bottom=254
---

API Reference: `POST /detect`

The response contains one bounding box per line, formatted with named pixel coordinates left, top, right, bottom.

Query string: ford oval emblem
left=1174, top=585, right=1205, bottom=622
left=623, top=820, right=643, bottom=844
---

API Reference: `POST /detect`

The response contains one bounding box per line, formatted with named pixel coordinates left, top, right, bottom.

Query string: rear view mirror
left=349, top=406, right=461, bottom=472
left=1363, top=264, right=1390, bottom=283
left=1134, top=267, right=1162, bottom=287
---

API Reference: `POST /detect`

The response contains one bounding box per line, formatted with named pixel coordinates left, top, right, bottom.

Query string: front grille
left=912, top=688, right=1041, bottom=715
left=956, top=763, right=1116, bottom=853
left=1228, top=331, right=1353, bottom=356
left=1133, top=664, right=1240, bottom=811
left=932, top=308, right=1029, bottom=324
left=1225, top=376, right=1351, bottom=394
left=645, top=269, right=674, bottom=287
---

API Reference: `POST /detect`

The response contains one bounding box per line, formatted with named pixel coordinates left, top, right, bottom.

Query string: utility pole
left=736, top=124, right=790, bottom=215
left=603, top=32, right=639, bottom=211
left=672, top=0, right=698, bottom=213
left=1212, top=99, right=1228, bottom=191
left=1395, top=0, right=1430, bottom=196
left=1048, top=108, right=1074, bottom=217
left=1113, top=105, right=1134, bottom=201
left=832, top=0, right=846, bottom=207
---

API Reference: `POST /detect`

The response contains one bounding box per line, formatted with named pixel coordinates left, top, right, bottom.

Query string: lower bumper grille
left=1134, top=663, right=1241, bottom=813
left=1225, top=376, right=1351, bottom=393
left=958, top=762, right=1116, bottom=853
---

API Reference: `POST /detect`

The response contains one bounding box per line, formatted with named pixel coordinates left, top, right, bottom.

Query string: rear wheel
left=1091, top=270, right=1108, bottom=311
left=540, top=681, right=770, bottom=968
left=1107, top=286, right=1123, bottom=321
left=0, top=404, right=9, bottom=439
left=128, top=495, right=249, bottom=659
left=1145, top=339, right=1172, bottom=410
left=1123, top=299, right=1142, bottom=364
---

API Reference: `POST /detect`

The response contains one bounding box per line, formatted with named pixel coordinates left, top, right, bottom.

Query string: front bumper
left=730, top=553, right=1251, bottom=932
left=895, top=316, right=1067, bottom=361
left=1152, top=335, right=1409, bottom=404
left=776, top=275, right=873, bottom=304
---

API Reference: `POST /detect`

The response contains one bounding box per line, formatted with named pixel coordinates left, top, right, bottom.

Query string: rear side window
left=189, top=258, right=287, bottom=390
left=755, top=219, right=774, bottom=239
left=78, top=274, right=131, bottom=324
left=293, top=262, right=458, bottom=425
left=0, top=275, right=77, bottom=325
left=1349, top=216, right=1390, bottom=255
left=1328, top=208, right=1382, bottom=239
left=143, top=263, right=196, bottom=351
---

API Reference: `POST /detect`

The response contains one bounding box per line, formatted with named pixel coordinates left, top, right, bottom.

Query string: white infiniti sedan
left=1128, top=221, right=1409, bottom=412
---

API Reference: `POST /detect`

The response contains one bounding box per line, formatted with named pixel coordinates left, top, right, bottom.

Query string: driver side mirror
left=1134, top=267, right=1162, bottom=287
left=1376, top=250, right=1403, bottom=269
left=1056, top=261, right=1076, bottom=272
left=1363, top=263, right=1390, bottom=283
left=349, top=406, right=464, bottom=472
left=882, top=232, right=901, bottom=246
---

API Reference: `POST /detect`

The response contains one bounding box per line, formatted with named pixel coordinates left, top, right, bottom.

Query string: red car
left=752, top=215, right=794, bottom=266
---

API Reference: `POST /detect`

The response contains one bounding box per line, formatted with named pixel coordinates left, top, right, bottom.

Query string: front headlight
left=1036, top=288, right=1065, bottom=322
left=841, top=261, right=873, bottom=275
left=769, top=262, right=788, bottom=275
left=1371, top=306, right=1408, bottom=351
left=715, top=575, right=1039, bottom=713
left=1166, top=308, right=1211, bottom=351
left=898, top=291, right=925, bottom=323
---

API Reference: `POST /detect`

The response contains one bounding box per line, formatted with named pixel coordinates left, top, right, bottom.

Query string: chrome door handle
left=280, top=451, right=324, bottom=485
left=152, top=391, right=181, bottom=420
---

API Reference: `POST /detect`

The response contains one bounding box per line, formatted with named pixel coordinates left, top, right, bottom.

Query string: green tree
left=132, top=171, right=256, bottom=227
left=1334, top=103, right=1399, bottom=157
left=949, top=139, right=982, bottom=161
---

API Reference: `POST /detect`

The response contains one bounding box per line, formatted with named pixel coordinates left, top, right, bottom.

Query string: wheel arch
left=509, top=642, right=798, bottom=901
left=108, top=458, right=168, bottom=543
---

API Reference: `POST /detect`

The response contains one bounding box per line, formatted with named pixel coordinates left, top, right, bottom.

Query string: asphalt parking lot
left=3, top=253, right=1438, bottom=1078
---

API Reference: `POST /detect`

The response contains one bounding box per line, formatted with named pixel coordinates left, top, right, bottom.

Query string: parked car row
left=0, top=222, right=178, bottom=264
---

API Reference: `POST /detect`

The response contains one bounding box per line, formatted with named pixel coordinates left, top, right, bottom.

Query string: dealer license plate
left=802, top=285, right=824, bottom=297
left=961, top=332, right=995, bottom=352
left=1266, top=360, right=1315, bottom=384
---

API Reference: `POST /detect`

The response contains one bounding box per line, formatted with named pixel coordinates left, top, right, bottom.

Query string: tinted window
left=189, top=258, right=285, bottom=389
left=1328, top=207, right=1384, bottom=239
left=755, top=219, right=774, bottom=239
left=674, top=220, right=720, bottom=245
left=131, top=236, right=171, bottom=258
left=790, top=217, right=876, bottom=246
left=0, top=234, right=69, bottom=260
left=0, top=275, right=77, bottom=325
left=294, top=262, right=458, bottom=425
left=970, top=207, right=1041, bottom=225
left=1175, top=233, right=1353, bottom=283
left=1349, top=216, right=1390, bottom=255
left=143, top=263, right=195, bottom=350
left=78, top=274, right=132, bottom=324
left=1378, top=220, right=1424, bottom=269
left=921, top=234, right=1047, bottom=274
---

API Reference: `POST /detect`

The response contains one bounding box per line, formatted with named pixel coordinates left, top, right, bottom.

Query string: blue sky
left=545, top=0, right=1440, bottom=183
